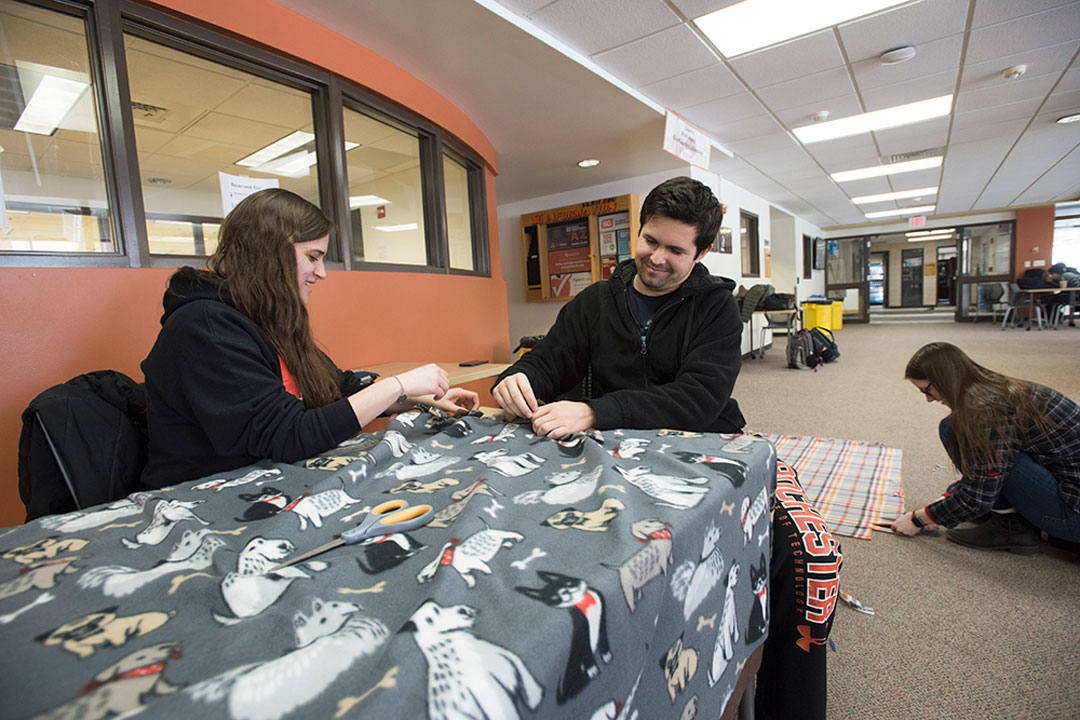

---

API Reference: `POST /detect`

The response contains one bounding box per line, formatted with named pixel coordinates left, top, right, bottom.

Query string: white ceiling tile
left=971, top=0, right=1080, bottom=29
left=938, top=136, right=1018, bottom=210
left=755, top=67, right=855, bottom=111
left=872, top=117, right=951, bottom=156
left=669, top=0, right=742, bottom=21
left=728, top=31, right=844, bottom=86
left=1042, top=89, right=1080, bottom=115
left=709, top=113, right=786, bottom=143
left=838, top=0, right=970, bottom=62
left=966, top=4, right=1080, bottom=65
left=951, top=97, right=1043, bottom=126
left=724, top=131, right=801, bottom=156
left=592, top=24, right=718, bottom=86
left=851, top=35, right=963, bottom=90
left=682, top=92, right=767, bottom=128
left=859, top=71, right=957, bottom=111
left=1013, top=143, right=1080, bottom=205
left=642, top=63, right=744, bottom=110
left=822, top=176, right=893, bottom=196
left=773, top=95, right=864, bottom=127
left=954, top=72, right=1060, bottom=113
left=803, top=134, right=881, bottom=169
left=1058, top=65, right=1080, bottom=92
left=496, top=0, right=554, bottom=17
left=949, top=117, right=1028, bottom=145
left=533, top=0, right=680, bottom=56
left=961, top=40, right=1079, bottom=88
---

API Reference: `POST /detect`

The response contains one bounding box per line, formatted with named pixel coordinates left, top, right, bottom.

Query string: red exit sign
left=909, top=215, right=926, bottom=227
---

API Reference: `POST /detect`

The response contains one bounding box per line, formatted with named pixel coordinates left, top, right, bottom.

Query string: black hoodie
left=140, top=267, right=366, bottom=488
left=496, top=258, right=745, bottom=433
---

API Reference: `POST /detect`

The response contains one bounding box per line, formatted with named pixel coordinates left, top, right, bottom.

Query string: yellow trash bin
left=803, top=302, right=832, bottom=330
left=830, top=300, right=843, bottom=330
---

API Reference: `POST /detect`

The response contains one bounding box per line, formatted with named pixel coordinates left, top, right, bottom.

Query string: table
left=1014, top=287, right=1080, bottom=330
left=363, top=360, right=511, bottom=385
left=0, top=412, right=775, bottom=720
left=746, top=309, right=799, bottom=359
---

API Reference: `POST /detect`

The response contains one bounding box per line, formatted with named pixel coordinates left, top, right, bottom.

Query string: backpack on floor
left=787, top=329, right=821, bottom=370
left=809, top=327, right=840, bottom=363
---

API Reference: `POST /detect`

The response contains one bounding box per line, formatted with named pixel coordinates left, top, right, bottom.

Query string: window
left=802, top=234, right=813, bottom=278
left=0, top=0, right=488, bottom=275
left=740, top=211, right=759, bottom=276
left=443, top=152, right=475, bottom=271
left=343, top=105, right=427, bottom=266
left=124, top=33, right=323, bottom=256
left=0, top=0, right=115, bottom=254
left=961, top=222, right=1013, bottom=277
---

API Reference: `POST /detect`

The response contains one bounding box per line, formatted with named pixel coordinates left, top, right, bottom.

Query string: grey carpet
left=736, top=320, right=1080, bottom=720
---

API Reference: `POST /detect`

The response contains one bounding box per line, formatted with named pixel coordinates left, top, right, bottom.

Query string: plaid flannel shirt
left=926, top=383, right=1080, bottom=527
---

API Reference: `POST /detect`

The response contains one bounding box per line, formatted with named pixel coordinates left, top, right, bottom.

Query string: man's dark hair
left=1049, top=262, right=1066, bottom=275
left=639, top=176, right=724, bottom=255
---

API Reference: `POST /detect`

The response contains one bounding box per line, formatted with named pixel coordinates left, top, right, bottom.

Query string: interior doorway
left=936, top=245, right=958, bottom=305
left=901, top=248, right=924, bottom=307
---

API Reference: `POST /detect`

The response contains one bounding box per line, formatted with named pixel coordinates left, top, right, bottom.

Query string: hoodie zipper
left=639, top=297, right=685, bottom=385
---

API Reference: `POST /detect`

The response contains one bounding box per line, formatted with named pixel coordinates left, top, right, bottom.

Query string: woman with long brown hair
left=891, top=342, right=1080, bottom=553
left=141, top=188, right=477, bottom=488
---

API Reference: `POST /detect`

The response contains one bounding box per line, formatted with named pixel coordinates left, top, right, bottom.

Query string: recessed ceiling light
left=880, top=46, right=916, bottom=65
left=694, top=0, right=908, bottom=58
left=577, top=158, right=600, bottom=168
left=864, top=204, right=936, bottom=219
left=1057, top=113, right=1080, bottom=124
left=852, top=187, right=938, bottom=205
left=831, top=156, right=943, bottom=182
left=794, top=95, right=952, bottom=144
left=1002, top=65, right=1027, bottom=80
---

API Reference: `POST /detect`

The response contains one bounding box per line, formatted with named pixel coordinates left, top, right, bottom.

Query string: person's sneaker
left=946, top=513, right=1040, bottom=555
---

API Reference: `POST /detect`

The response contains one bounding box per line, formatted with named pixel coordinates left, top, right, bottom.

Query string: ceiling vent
left=131, top=101, right=168, bottom=123
left=885, top=147, right=944, bottom=164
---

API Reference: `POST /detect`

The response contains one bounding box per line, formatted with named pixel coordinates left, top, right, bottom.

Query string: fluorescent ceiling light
left=14, top=74, right=89, bottom=135
left=372, top=223, right=418, bottom=232
left=237, top=131, right=314, bottom=167
left=832, top=156, right=943, bottom=183
left=906, top=227, right=955, bottom=237
left=244, top=138, right=359, bottom=178
left=865, top=205, right=935, bottom=219
left=908, top=233, right=953, bottom=242
left=349, top=195, right=391, bottom=208
left=695, top=0, right=907, bottom=58
left=793, top=95, right=953, bottom=144
left=853, top=187, right=938, bottom=205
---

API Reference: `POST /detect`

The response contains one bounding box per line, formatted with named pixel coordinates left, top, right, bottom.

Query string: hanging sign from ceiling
left=663, top=110, right=711, bottom=170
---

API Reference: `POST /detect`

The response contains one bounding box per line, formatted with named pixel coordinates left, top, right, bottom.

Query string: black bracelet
left=911, top=511, right=925, bottom=528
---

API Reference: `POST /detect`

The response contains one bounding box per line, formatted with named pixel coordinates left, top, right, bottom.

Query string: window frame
left=0, top=0, right=490, bottom=277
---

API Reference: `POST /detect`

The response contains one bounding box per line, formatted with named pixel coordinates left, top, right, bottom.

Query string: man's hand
left=492, top=373, right=539, bottom=419
left=530, top=401, right=595, bottom=439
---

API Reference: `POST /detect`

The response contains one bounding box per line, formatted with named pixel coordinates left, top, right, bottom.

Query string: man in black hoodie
left=493, top=176, right=744, bottom=438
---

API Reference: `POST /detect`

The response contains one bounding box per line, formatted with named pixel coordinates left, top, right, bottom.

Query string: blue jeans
left=939, top=417, right=1080, bottom=542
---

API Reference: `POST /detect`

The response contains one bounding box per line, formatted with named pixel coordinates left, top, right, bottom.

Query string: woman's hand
left=426, top=387, right=480, bottom=415
left=395, top=363, right=450, bottom=400
left=890, top=510, right=940, bottom=536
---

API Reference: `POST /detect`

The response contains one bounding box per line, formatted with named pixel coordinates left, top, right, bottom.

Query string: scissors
left=268, top=499, right=433, bottom=572
left=871, top=521, right=940, bottom=536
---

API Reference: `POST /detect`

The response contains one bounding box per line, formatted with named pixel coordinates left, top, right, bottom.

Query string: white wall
left=497, top=168, right=824, bottom=356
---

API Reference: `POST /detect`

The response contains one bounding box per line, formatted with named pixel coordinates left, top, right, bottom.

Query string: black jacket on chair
left=18, top=370, right=149, bottom=522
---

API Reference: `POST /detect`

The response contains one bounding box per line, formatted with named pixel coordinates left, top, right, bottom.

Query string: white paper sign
left=219, top=172, right=279, bottom=216
left=663, top=111, right=711, bottom=170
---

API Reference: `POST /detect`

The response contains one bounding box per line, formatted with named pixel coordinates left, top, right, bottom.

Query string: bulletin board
left=521, top=194, right=640, bottom=302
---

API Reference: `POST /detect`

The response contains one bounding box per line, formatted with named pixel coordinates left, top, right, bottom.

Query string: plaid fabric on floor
left=758, top=434, right=905, bottom=540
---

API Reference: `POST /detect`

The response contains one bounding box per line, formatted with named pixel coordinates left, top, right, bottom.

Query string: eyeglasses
left=918, top=383, right=935, bottom=398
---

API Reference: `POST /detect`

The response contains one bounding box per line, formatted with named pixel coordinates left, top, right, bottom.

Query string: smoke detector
left=1002, top=65, right=1027, bottom=80
left=880, top=46, right=916, bottom=65
left=811, top=110, right=830, bottom=123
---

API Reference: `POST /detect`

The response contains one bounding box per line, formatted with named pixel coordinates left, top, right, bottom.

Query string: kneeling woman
left=892, top=342, right=1080, bottom=552
left=142, top=189, right=477, bottom=488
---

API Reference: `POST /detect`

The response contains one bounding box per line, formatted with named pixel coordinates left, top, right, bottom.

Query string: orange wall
left=0, top=2, right=508, bottom=527
left=1014, top=205, right=1055, bottom=277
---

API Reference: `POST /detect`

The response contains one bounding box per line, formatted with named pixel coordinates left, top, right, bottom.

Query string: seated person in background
left=493, top=175, right=745, bottom=437
left=494, top=176, right=836, bottom=720
left=893, top=342, right=1080, bottom=552
left=1017, top=266, right=1068, bottom=322
left=142, top=188, right=478, bottom=488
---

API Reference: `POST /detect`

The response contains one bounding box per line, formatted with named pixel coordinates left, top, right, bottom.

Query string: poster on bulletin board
left=547, top=220, right=591, bottom=275
left=551, top=271, right=592, bottom=298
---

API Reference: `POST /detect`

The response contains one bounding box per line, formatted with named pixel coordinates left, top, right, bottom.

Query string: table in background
left=363, top=360, right=511, bottom=385
left=1015, top=287, right=1080, bottom=330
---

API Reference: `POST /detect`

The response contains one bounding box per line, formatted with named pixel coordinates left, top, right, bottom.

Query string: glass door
left=825, top=237, right=870, bottom=323
left=958, top=222, right=1015, bottom=321
left=901, top=248, right=924, bottom=306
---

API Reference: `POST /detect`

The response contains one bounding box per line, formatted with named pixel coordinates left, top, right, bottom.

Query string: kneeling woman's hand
left=426, top=387, right=481, bottom=416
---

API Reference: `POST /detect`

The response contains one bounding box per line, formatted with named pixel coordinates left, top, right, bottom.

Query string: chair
left=18, top=370, right=149, bottom=521
left=973, top=282, right=1007, bottom=323
left=757, top=310, right=797, bottom=358
left=1001, top=283, right=1046, bottom=330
